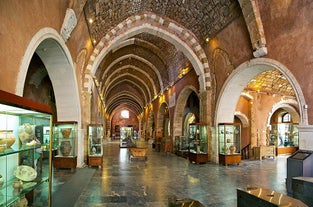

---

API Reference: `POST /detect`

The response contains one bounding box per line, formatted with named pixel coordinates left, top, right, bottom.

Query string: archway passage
left=215, top=58, right=306, bottom=163
left=16, top=29, right=83, bottom=167
left=84, top=11, right=212, bottom=145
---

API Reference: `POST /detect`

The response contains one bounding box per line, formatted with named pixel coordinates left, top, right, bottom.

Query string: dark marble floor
left=51, top=141, right=289, bottom=207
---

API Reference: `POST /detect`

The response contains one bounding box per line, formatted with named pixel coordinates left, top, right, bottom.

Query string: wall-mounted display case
left=188, top=123, right=208, bottom=164
left=53, top=121, right=77, bottom=171
left=269, top=123, right=299, bottom=155
left=218, top=123, right=241, bottom=166
left=0, top=90, right=52, bottom=207
left=87, top=124, right=103, bottom=168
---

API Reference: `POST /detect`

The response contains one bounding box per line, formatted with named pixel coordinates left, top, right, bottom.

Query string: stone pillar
left=199, top=90, right=214, bottom=162
left=80, top=90, right=91, bottom=165
left=298, top=125, right=313, bottom=150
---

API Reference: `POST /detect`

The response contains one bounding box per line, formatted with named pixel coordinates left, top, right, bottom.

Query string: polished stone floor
left=51, top=140, right=289, bottom=207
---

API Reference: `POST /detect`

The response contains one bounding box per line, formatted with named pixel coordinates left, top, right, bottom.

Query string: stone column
left=199, top=90, right=214, bottom=162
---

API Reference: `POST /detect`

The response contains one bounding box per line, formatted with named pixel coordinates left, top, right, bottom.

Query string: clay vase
left=12, top=180, right=23, bottom=190
left=0, top=174, right=4, bottom=187
left=16, top=195, right=28, bottom=207
left=61, top=128, right=72, bottom=138
left=229, top=145, right=236, bottom=154
left=60, top=141, right=72, bottom=156
left=0, top=130, right=16, bottom=148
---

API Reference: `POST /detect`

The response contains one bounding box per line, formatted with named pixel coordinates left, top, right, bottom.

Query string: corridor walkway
left=66, top=141, right=288, bottom=207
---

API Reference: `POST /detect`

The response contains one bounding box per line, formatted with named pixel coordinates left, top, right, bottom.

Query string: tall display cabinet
left=218, top=123, right=241, bottom=166
left=0, top=90, right=52, bottom=206
left=53, top=121, right=77, bottom=171
left=87, top=124, right=103, bottom=168
left=188, top=123, right=208, bottom=164
left=269, top=123, right=299, bottom=155
left=120, top=126, right=135, bottom=148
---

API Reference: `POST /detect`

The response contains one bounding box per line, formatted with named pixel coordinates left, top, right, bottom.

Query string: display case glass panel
left=218, top=123, right=241, bottom=155
left=0, top=90, right=52, bottom=207
left=53, top=122, right=77, bottom=157
left=87, top=124, right=103, bottom=156
left=188, top=124, right=208, bottom=154
left=269, top=124, right=299, bottom=148
left=120, top=126, right=135, bottom=147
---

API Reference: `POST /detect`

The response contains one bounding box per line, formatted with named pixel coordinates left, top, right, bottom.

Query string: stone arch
left=215, top=58, right=307, bottom=126
left=16, top=27, right=83, bottom=166
left=85, top=12, right=210, bottom=93
left=173, top=85, right=199, bottom=139
left=156, top=102, right=170, bottom=138
left=267, top=100, right=300, bottom=125
left=235, top=111, right=249, bottom=128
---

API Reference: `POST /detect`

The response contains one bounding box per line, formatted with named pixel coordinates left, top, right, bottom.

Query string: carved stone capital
left=253, top=46, right=268, bottom=58
left=60, top=8, right=77, bottom=41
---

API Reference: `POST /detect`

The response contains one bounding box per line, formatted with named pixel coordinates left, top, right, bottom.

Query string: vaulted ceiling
left=82, top=0, right=294, bottom=118
left=84, top=0, right=241, bottom=117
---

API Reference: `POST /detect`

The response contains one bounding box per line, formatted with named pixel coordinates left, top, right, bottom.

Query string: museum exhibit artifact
left=53, top=121, right=78, bottom=171
left=87, top=124, right=103, bottom=168
left=0, top=90, right=52, bottom=206
left=218, top=123, right=241, bottom=166
left=188, top=123, right=208, bottom=164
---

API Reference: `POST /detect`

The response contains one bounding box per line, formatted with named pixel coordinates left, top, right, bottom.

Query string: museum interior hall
left=0, top=0, right=313, bottom=206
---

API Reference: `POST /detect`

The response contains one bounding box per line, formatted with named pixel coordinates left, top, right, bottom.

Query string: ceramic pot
left=18, top=123, right=34, bottom=145
left=12, top=180, right=23, bottom=190
left=16, top=195, right=28, bottom=207
left=60, top=141, right=72, bottom=156
left=229, top=145, right=236, bottom=154
left=0, top=130, right=16, bottom=148
left=61, top=128, right=72, bottom=138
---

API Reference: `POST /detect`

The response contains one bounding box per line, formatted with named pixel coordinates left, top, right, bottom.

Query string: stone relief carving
left=60, top=8, right=77, bottom=41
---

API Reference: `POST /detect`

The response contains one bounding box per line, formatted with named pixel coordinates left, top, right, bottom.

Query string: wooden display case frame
left=0, top=90, right=53, bottom=206
left=87, top=124, right=103, bottom=168
left=53, top=121, right=78, bottom=171
left=218, top=123, right=241, bottom=166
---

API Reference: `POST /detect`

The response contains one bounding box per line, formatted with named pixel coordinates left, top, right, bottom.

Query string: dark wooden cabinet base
left=53, top=156, right=77, bottom=171
left=88, top=156, right=103, bottom=168
left=189, top=152, right=208, bottom=164
left=219, top=153, right=241, bottom=166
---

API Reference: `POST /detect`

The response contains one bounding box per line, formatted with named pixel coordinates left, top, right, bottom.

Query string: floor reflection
left=52, top=140, right=289, bottom=207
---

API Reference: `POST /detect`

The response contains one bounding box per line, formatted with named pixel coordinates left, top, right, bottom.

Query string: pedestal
left=189, top=152, right=208, bottom=164
left=277, top=146, right=298, bottom=155
left=219, top=153, right=241, bottom=166
left=53, top=156, right=77, bottom=171
left=254, top=146, right=276, bottom=160
left=88, top=156, right=103, bottom=168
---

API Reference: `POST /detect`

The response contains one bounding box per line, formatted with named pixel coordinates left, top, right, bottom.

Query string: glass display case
left=174, top=136, right=189, bottom=158
left=188, top=123, right=208, bottom=164
left=120, top=126, right=135, bottom=148
left=218, top=123, right=241, bottom=166
left=269, top=123, right=299, bottom=155
left=53, top=121, right=77, bottom=171
left=0, top=90, right=52, bottom=207
left=87, top=124, right=103, bottom=168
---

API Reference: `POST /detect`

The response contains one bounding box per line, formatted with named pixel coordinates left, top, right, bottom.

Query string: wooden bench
left=129, top=148, right=147, bottom=161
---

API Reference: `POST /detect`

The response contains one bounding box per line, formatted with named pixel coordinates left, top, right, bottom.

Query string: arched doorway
left=16, top=28, right=83, bottom=167
left=268, top=105, right=300, bottom=155
left=215, top=58, right=306, bottom=163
